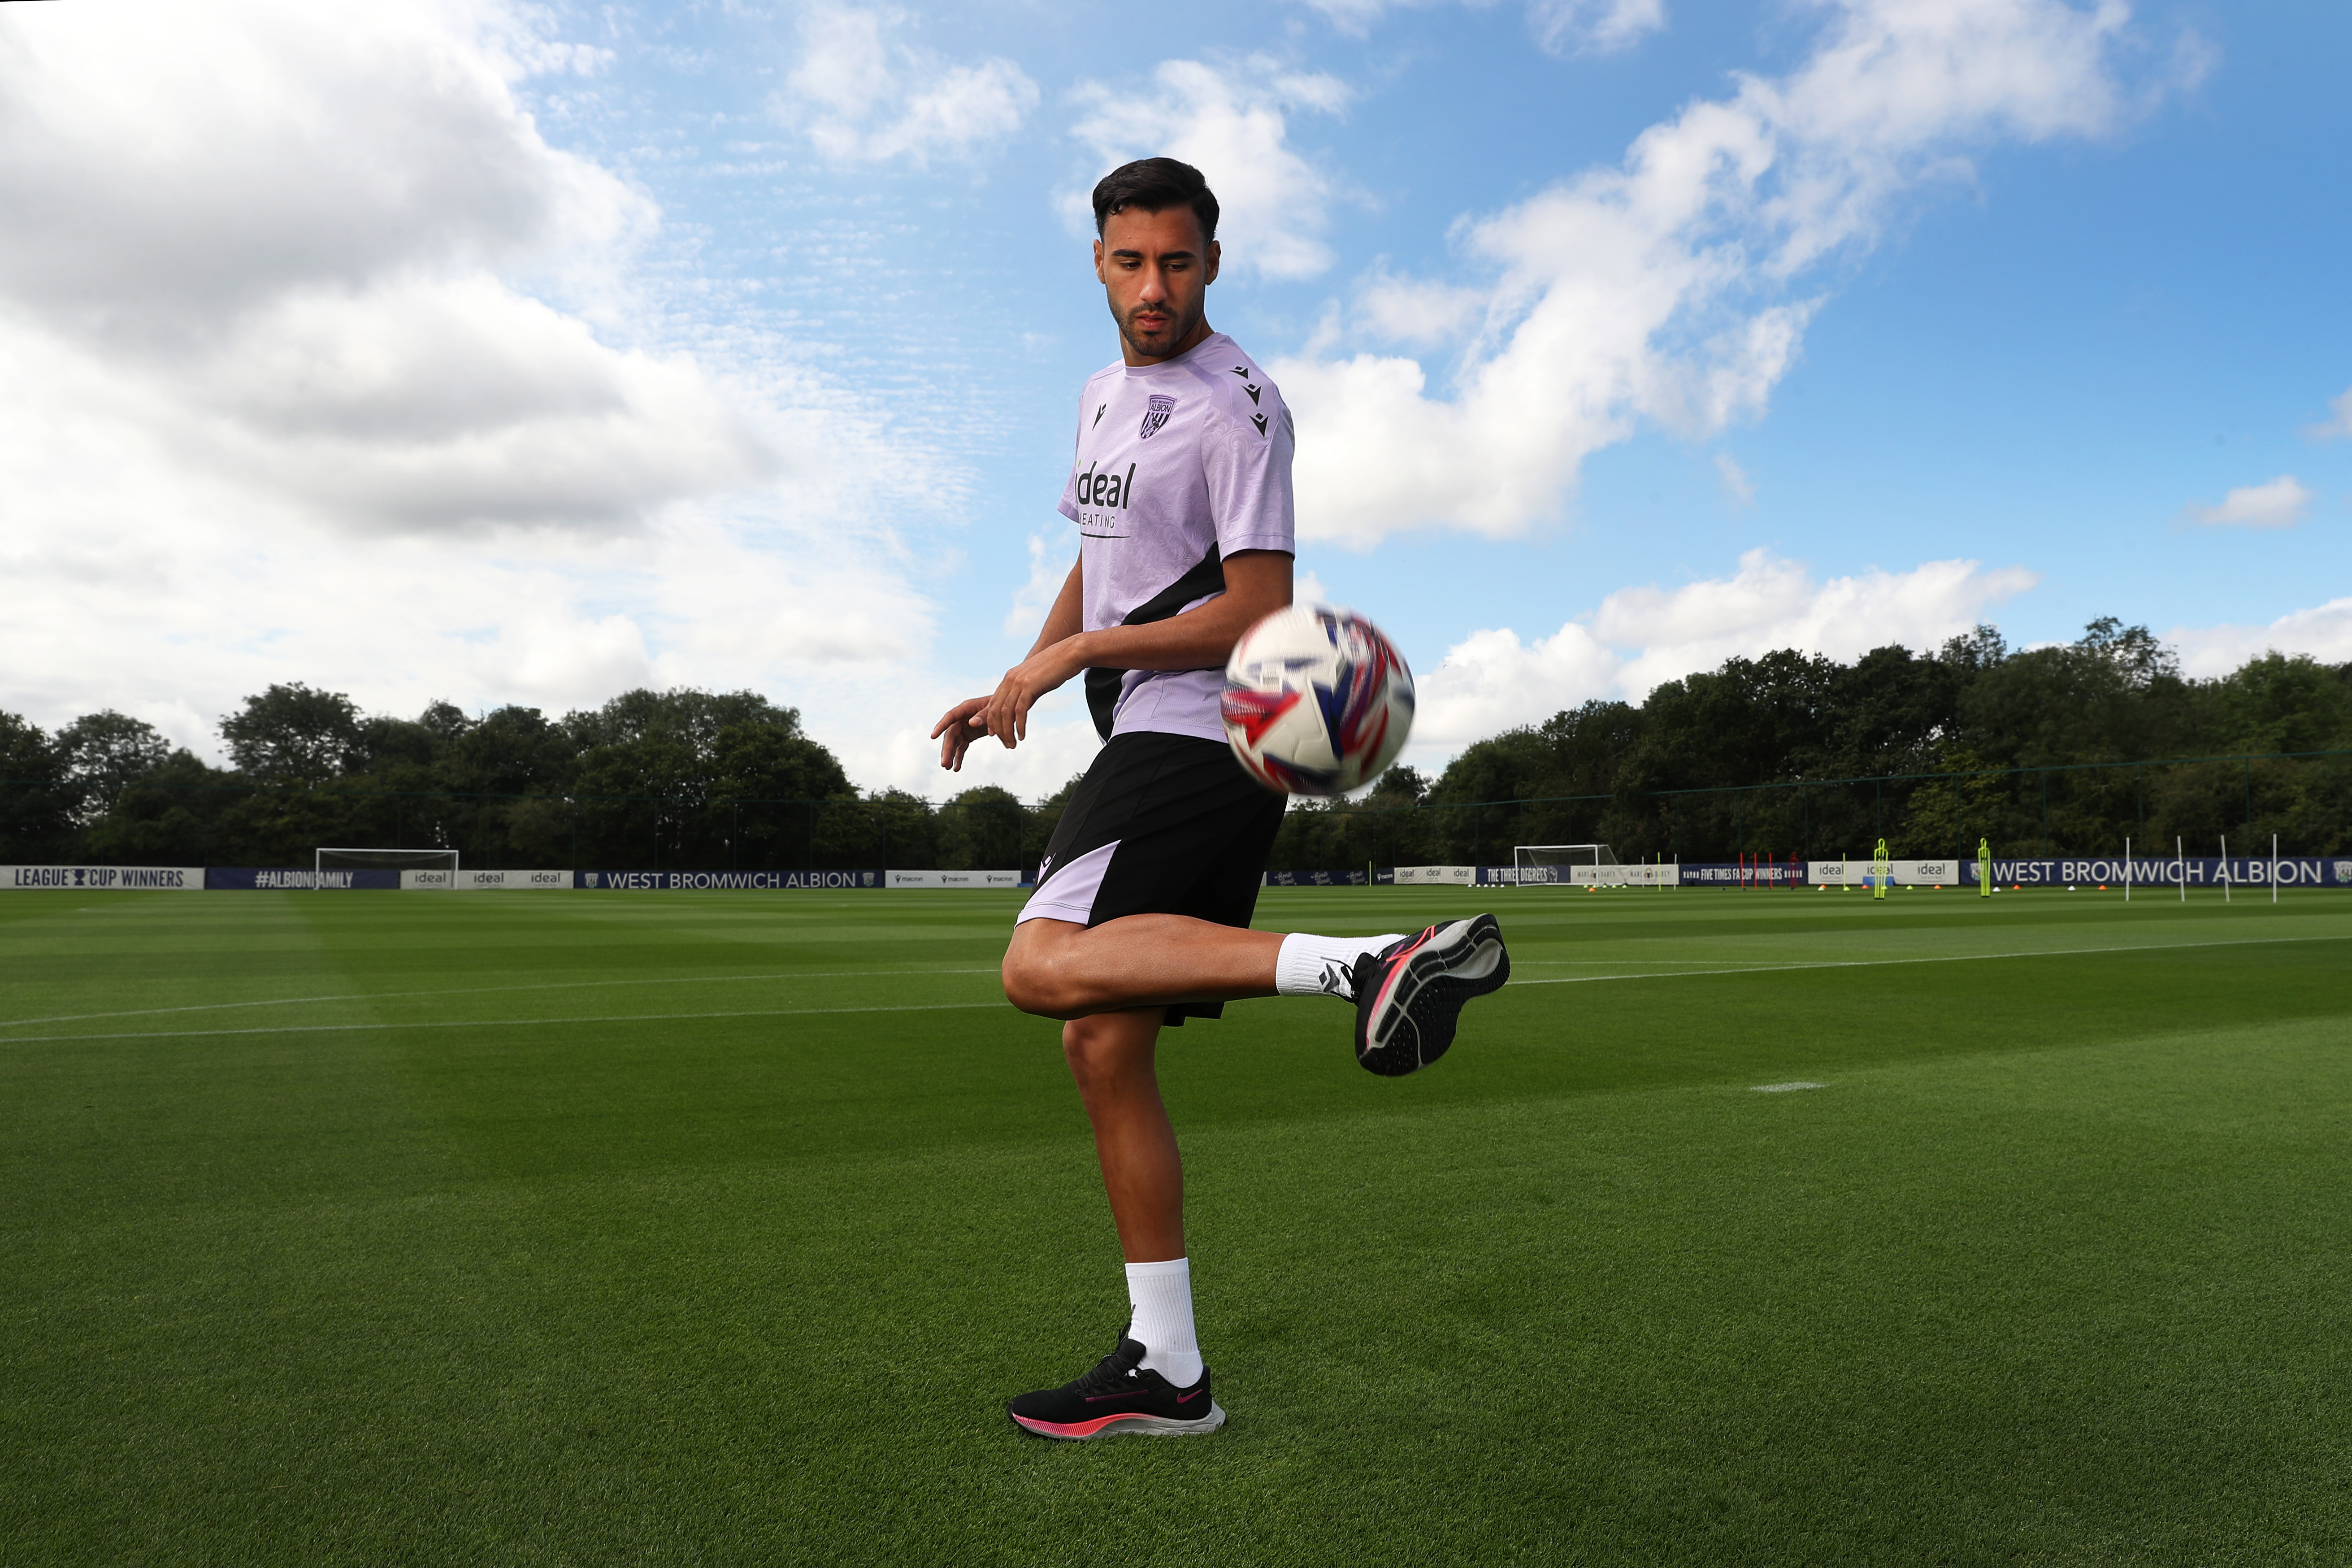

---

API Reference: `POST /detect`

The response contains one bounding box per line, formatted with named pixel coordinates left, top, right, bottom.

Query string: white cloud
left=1407, top=548, right=2036, bottom=751
left=1715, top=452, right=1756, bottom=506
left=2305, top=386, right=2352, bottom=440
left=0, top=0, right=636, bottom=345
left=1069, top=59, right=1351, bottom=281
left=1292, top=0, right=1666, bottom=55
left=2168, top=597, right=2352, bottom=678
left=0, top=0, right=773, bottom=536
left=855, top=704, right=1106, bottom=805
left=1004, top=530, right=1073, bottom=638
left=1356, top=269, right=1488, bottom=347
left=2181, top=474, right=2311, bottom=530
left=1275, top=0, right=2183, bottom=547
left=0, top=0, right=942, bottom=767
left=778, top=7, right=1036, bottom=166
left=1410, top=621, right=1624, bottom=752
left=0, top=312, right=933, bottom=755
left=1529, top=0, right=1669, bottom=55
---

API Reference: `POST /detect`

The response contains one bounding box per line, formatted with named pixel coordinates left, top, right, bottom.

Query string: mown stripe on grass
left=0, top=968, right=1005, bottom=1031
left=0, top=1000, right=1013, bottom=1046
left=13, top=934, right=2339, bottom=1044
left=1514, top=931, right=2352, bottom=986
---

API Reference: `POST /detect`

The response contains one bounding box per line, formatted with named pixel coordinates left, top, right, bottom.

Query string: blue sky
left=1, top=0, right=2345, bottom=796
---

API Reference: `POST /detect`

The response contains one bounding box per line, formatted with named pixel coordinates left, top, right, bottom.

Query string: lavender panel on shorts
left=1017, top=840, right=1120, bottom=926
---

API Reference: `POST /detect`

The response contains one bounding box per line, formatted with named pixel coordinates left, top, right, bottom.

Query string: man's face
left=1094, top=204, right=1220, bottom=362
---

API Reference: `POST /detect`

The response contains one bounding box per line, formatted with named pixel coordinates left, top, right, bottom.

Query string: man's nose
left=1137, top=265, right=1168, bottom=301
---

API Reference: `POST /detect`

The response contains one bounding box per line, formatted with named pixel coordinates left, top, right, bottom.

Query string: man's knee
left=1002, top=926, right=1081, bottom=1018
left=1060, top=1012, right=1156, bottom=1095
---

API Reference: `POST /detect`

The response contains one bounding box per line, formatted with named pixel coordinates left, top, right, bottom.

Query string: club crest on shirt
left=1138, top=394, right=1176, bottom=439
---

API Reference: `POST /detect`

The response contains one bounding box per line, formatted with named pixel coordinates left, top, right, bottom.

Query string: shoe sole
left=1009, top=1402, right=1228, bottom=1440
left=1356, top=914, right=1509, bottom=1077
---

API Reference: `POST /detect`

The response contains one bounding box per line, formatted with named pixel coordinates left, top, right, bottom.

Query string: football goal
left=316, top=847, right=460, bottom=877
left=1513, top=843, right=1622, bottom=887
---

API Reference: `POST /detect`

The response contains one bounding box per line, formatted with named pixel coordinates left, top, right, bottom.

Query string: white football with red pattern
left=1220, top=605, right=1415, bottom=796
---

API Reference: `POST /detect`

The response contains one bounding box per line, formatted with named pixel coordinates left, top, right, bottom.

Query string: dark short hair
left=1090, top=158, right=1219, bottom=244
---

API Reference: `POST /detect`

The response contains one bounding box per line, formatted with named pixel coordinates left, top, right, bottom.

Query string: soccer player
left=931, top=158, right=1510, bottom=1440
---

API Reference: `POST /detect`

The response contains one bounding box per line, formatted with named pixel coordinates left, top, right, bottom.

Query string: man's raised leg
left=1002, top=913, right=1283, bottom=1021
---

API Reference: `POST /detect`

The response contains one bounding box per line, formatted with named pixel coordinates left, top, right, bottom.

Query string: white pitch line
left=0, top=968, right=1004, bottom=1031
left=1750, top=1082, right=1825, bottom=1093
left=1512, top=931, right=2352, bottom=986
left=0, top=1000, right=1014, bottom=1047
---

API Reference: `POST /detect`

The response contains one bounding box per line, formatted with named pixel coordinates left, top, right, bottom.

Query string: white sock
left=1276, top=932, right=1406, bottom=1001
left=1125, top=1257, right=1205, bottom=1388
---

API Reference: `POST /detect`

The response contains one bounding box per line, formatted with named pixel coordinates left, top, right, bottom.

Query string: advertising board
left=1808, top=859, right=1962, bottom=886
left=577, top=869, right=884, bottom=890
left=206, top=868, right=400, bottom=890
left=885, top=870, right=1024, bottom=889
left=401, top=869, right=573, bottom=890
left=1982, top=856, right=2348, bottom=887
left=1565, top=863, right=1680, bottom=886
left=1, top=865, right=204, bottom=890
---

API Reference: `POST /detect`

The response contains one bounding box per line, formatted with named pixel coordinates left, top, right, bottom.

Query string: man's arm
left=976, top=549, right=1290, bottom=749
left=934, top=555, right=1085, bottom=771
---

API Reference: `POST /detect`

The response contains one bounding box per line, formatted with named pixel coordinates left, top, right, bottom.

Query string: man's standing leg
left=1061, top=1006, right=1202, bottom=1389
left=1005, top=996, right=1223, bottom=1439
left=1001, top=734, right=1509, bottom=1439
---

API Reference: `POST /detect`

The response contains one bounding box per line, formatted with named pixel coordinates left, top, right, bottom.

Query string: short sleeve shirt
left=1057, top=331, right=1296, bottom=742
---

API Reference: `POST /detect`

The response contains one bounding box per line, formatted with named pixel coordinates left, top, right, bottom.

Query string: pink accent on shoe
left=1012, top=1410, right=1163, bottom=1438
left=1369, top=925, right=1436, bottom=1025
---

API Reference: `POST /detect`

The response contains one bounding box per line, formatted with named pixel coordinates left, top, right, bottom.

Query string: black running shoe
left=1006, top=1334, right=1224, bottom=1440
left=1352, top=913, right=1510, bottom=1076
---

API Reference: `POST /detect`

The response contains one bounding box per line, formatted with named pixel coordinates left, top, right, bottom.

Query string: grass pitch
left=3, top=883, right=2349, bottom=1564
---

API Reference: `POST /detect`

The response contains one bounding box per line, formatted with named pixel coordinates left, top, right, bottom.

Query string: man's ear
left=1204, top=239, right=1221, bottom=285
left=1093, top=238, right=1106, bottom=284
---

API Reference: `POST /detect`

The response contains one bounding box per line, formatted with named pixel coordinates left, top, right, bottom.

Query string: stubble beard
left=1116, top=298, right=1202, bottom=362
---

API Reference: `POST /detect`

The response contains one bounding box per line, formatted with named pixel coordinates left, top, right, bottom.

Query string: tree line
left=0, top=685, right=1030, bottom=871
left=1286, top=620, right=2352, bottom=869
left=2, top=619, right=2348, bottom=872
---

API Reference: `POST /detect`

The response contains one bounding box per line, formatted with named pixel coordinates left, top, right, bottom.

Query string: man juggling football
left=930, top=157, right=1510, bottom=1440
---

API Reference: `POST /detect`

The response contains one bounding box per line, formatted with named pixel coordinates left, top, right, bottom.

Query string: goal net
left=317, top=847, right=460, bottom=875
left=1513, top=843, right=1622, bottom=886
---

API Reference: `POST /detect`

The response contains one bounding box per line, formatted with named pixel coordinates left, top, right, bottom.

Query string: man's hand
left=930, top=697, right=990, bottom=772
left=931, top=639, right=1089, bottom=768
left=982, top=638, right=1088, bottom=751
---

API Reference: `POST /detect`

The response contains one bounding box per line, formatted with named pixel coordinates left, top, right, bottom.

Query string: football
left=1220, top=605, right=1415, bottom=795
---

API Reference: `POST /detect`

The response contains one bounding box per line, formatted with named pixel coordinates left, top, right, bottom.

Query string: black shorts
left=1019, top=731, right=1287, bottom=1025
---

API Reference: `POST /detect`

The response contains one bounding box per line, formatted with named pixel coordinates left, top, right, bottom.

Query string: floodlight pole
left=2124, top=836, right=2131, bottom=904
left=2176, top=835, right=2185, bottom=904
left=2221, top=835, right=2231, bottom=904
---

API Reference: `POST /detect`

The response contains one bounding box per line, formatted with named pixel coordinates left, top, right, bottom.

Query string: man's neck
left=1123, top=319, right=1216, bottom=368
